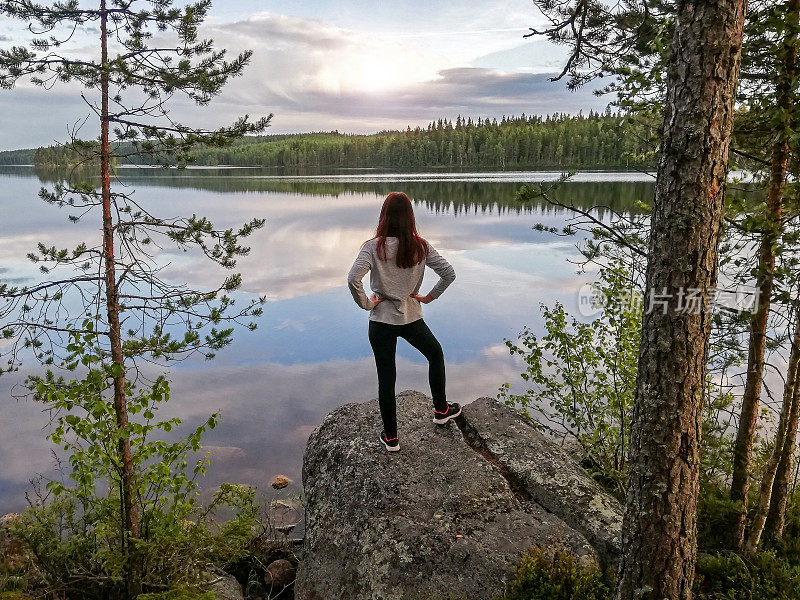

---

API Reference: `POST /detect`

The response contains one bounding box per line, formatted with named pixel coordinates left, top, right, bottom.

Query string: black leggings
left=368, top=318, right=447, bottom=439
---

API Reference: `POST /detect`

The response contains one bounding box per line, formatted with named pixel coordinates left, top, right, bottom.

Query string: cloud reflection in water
left=0, top=168, right=653, bottom=510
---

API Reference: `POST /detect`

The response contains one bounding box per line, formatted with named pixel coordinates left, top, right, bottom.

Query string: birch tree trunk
left=614, top=1, right=746, bottom=598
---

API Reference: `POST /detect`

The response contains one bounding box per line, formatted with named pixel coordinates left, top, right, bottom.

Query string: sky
left=0, top=1, right=612, bottom=151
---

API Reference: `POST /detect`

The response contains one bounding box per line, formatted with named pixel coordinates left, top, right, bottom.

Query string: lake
left=0, top=166, right=654, bottom=511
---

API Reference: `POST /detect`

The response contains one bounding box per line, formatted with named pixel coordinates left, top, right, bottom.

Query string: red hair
left=374, top=192, right=429, bottom=268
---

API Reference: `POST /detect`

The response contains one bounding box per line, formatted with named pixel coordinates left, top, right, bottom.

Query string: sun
left=334, top=47, right=442, bottom=94
left=352, top=59, right=403, bottom=93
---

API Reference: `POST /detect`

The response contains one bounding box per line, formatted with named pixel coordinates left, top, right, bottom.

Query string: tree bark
left=745, top=316, right=800, bottom=552
left=614, top=1, right=745, bottom=599
left=99, top=0, right=140, bottom=596
left=729, top=0, right=797, bottom=550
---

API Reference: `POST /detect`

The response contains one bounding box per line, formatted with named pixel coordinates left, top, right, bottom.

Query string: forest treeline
left=0, top=147, right=35, bottom=165
left=1, top=112, right=654, bottom=170
left=178, top=113, right=652, bottom=169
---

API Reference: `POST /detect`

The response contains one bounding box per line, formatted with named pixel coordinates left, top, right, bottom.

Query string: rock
left=295, top=390, right=623, bottom=600
left=0, top=514, right=29, bottom=573
left=264, top=559, right=296, bottom=588
left=459, top=397, right=623, bottom=565
left=202, top=567, right=243, bottom=600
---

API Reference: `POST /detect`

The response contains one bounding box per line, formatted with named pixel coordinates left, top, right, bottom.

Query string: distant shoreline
left=0, top=113, right=657, bottom=171
left=0, top=164, right=657, bottom=183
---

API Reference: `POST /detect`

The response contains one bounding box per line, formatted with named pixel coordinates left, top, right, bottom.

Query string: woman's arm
left=347, top=244, right=376, bottom=310
left=420, top=243, right=456, bottom=301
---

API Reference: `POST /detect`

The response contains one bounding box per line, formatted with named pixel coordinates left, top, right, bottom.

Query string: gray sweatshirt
left=347, top=237, right=456, bottom=325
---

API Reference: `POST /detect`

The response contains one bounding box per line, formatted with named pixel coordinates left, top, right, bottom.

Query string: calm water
left=0, top=166, right=654, bottom=511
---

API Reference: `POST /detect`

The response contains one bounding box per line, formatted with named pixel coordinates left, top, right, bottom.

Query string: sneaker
left=432, top=402, right=462, bottom=425
left=380, top=431, right=400, bottom=452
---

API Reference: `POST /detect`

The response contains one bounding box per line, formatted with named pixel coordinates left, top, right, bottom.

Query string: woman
left=347, top=191, right=459, bottom=453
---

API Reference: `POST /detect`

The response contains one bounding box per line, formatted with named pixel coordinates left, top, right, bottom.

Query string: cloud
left=149, top=12, right=609, bottom=134
left=262, top=66, right=589, bottom=120
left=0, top=10, right=608, bottom=149
left=204, top=13, right=608, bottom=129
left=361, top=67, right=602, bottom=116
left=207, top=12, right=445, bottom=101
left=471, top=40, right=572, bottom=73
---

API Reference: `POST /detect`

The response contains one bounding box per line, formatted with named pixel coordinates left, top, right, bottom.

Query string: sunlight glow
left=322, top=47, right=442, bottom=94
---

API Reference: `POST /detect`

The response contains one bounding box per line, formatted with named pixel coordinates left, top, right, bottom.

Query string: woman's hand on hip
left=410, top=293, right=434, bottom=304
left=370, top=293, right=385, bottom=306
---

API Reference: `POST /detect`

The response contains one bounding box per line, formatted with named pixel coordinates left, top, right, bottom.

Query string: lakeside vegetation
left=0, top=112, right=655, bottom=171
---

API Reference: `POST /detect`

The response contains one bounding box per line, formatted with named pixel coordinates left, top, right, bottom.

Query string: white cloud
left=207, top=12, right=448, bottom=100
left=200, top=12, right=608, bottom=131
left=0, top=8, right=609, bottom=149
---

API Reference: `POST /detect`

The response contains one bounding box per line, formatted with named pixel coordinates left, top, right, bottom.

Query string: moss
left=0, top=593, right=36, bottom=600
left=496, top=548, right=614, bottom=600
left=136, top=587, right=216, bottom=600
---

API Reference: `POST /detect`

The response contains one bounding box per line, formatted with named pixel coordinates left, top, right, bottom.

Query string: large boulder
left=295, top=391, right=623, bottom=600
left=459, top=397, right=623, bottom=565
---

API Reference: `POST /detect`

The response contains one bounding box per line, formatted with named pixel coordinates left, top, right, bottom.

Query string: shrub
left=498, top=548, right=614, bottom=600
left=499, top=261, right=738, bottom=498
left=697, top=483, right=744, bottom=552
left=4, top=329, right=261, bottom=599
left=769, top=491, right=800, bottom=566
left=501, top=546, right=800, bottom=600
left=694, top=551, right=800, bottom=600
left=9, top=483, right=258, bottom=599
left=499, top=266, right=640, bottom=496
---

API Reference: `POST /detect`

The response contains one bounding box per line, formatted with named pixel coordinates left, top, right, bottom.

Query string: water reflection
left=5, top=164, right=656, bottom=215
left=0, top=166, right=654, bottom=511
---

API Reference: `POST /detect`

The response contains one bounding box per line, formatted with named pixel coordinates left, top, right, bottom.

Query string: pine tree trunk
left=614, top=1, right=745, bottom=598
left=99, top=1, right=140, bottom=596
left=729, top=0, right=797, bottom=549
left=745, top=316, right=800, bottom=552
